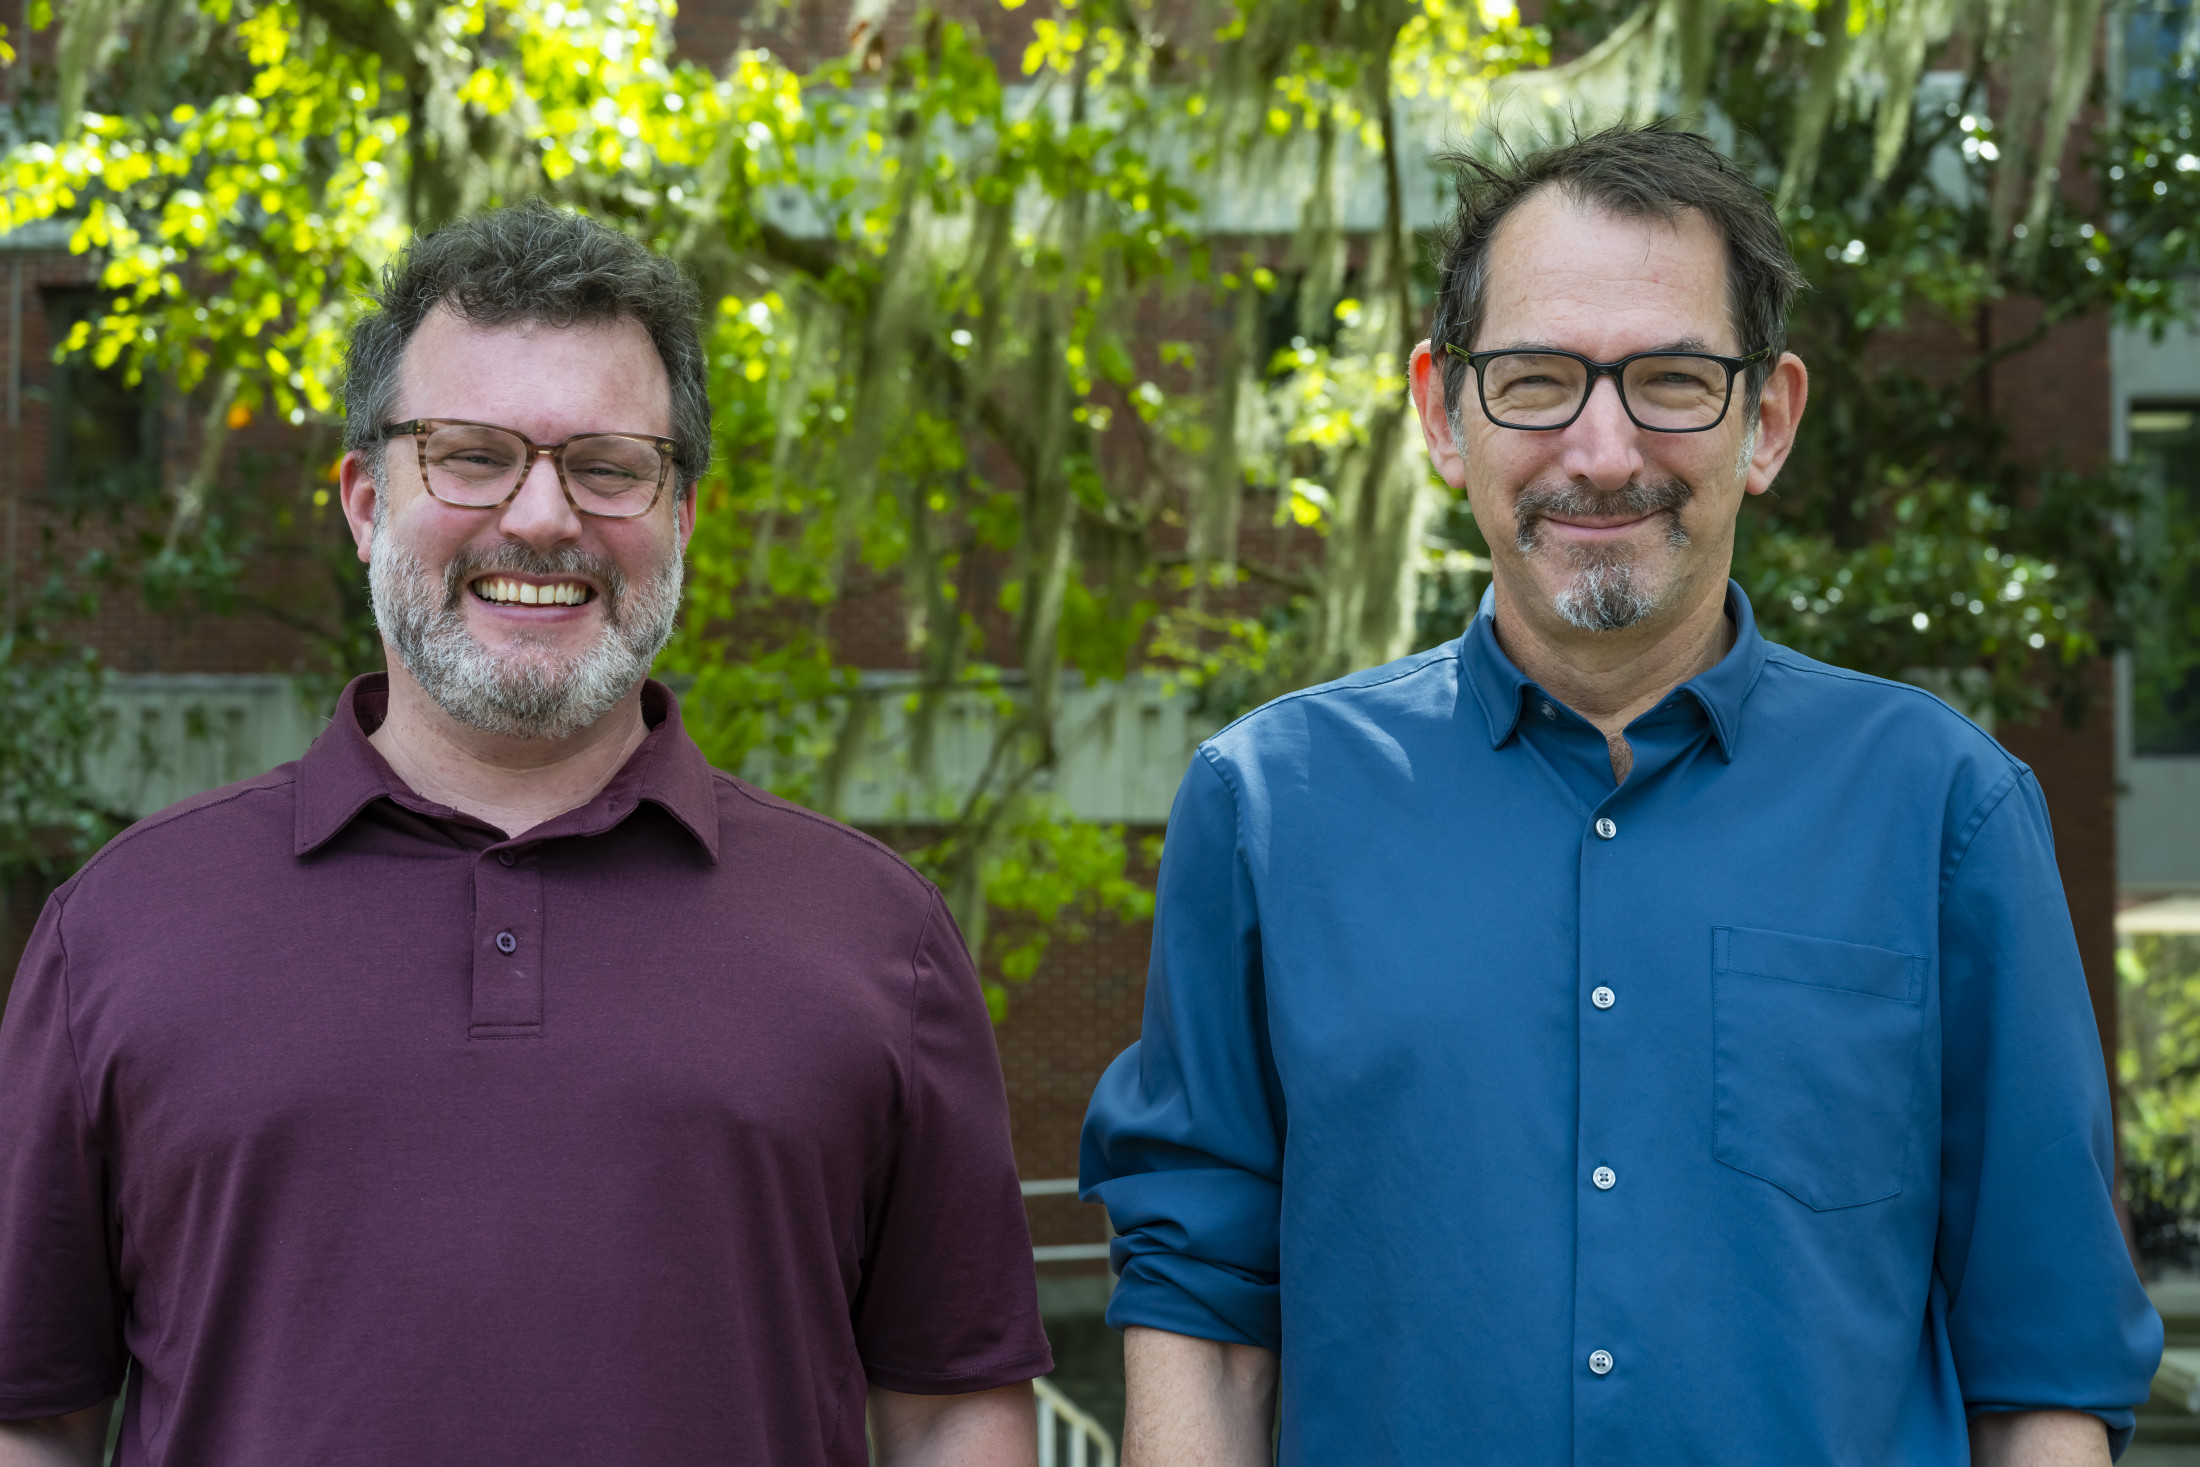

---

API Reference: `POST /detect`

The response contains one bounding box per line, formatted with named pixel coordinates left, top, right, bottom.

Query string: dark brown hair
left=1428, top=121, right=1805, bottom=419
left=343, top=200, right=711, bottom=495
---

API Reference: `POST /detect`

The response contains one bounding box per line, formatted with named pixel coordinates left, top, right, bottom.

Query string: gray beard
left=368, top=502, right=684, bottom=741
left=1513, top=477, right=1693, bottom=633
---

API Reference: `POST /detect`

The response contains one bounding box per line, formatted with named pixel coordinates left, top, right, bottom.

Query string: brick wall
left=2, top=248, right=337, bottom=676
left=992, top=882, right=1156, bottom=1274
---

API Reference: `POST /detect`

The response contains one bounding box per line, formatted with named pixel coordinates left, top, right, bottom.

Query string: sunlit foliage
left=2123, top=934, right=2200, bottom=1265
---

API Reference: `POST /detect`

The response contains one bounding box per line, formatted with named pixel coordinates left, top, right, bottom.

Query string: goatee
left=1513, top=477, right=1693, bottom=632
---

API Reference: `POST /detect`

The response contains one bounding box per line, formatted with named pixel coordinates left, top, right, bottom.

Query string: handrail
left=1022, top=1177, right=1114, bottom=1264
left=1034, top=1376, right=1117, bottom=1467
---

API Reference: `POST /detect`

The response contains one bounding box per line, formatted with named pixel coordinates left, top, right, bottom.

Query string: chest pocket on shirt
left=1712, top=926, right=1927, bottom=1211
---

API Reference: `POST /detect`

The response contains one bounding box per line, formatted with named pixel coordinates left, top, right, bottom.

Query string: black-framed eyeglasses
left=381, top=418, right=678, bottom=519
left=1441, top=343, right=1771, bottom=433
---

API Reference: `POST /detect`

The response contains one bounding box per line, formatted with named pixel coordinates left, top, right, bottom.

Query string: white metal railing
left=1021, top=1177, right=1113, bottom=1263
left=1035, top=1376, right=1117, bottom=1467
left=1014, top=1180, right=1119, bottom=1466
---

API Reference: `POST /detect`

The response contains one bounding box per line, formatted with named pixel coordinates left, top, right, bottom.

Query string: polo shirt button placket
left=471, top=847, right=544, bottom=1040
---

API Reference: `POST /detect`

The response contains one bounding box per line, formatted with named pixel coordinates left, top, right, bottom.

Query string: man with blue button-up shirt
left=1080, top=123, right=2161, bottom=1466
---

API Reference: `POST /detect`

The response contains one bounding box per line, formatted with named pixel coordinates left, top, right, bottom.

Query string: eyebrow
left=1494, top=336, right=1720, bottom=355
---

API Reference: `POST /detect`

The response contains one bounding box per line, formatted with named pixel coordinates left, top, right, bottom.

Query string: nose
left=496, top=449, right=584, bottom=551
left=1557, top=374, right=1646, bottom=493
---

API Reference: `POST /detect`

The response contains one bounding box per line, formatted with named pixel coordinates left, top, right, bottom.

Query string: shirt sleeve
left=1080, top=750, right=1285, bottom=1351
left=1935, top=770, right=2162, bottom=1453
left=0, top=892, right=126, bottom=1420
left=851, top=889, right=1053, bottom=1394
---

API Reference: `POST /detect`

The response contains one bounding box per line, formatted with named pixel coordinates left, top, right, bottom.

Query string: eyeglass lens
left=419, top=423, right=664, bottom=515
left=1478, top=352, right=1734, bottom=430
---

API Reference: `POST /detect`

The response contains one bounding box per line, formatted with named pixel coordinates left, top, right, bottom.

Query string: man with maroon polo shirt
left=0, top=202, right=1050, bottom=1467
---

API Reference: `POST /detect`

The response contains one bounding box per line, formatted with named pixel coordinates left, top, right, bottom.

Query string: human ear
left=337, top=451, right=382, bottom=563
left=1743, top=353, right=1809, bottom=497
left=1409, top=341, right=1469, bottom=490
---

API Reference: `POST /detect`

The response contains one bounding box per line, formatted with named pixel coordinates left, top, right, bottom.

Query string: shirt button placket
left=1578, top=797, right=1631, bottom=1447
left=471, top=848, right=544, bottom=1040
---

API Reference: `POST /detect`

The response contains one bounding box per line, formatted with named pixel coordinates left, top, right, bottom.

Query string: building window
left=2123, top=0, right=2196, bottom=100
left=2132, top=404, right=2200, bottom=755
left=41, top=287, right=163, bottom=508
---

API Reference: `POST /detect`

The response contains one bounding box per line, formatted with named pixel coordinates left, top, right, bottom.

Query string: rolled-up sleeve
left=1936, top=771, right=2161, bottom=1453
left=1080, top=749, right=1285, bottom=1351
left=0, top=894, right=125, bottom=1420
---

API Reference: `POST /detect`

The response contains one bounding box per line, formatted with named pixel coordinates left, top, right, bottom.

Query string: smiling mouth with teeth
left=471, top=577, right=594, bottom=607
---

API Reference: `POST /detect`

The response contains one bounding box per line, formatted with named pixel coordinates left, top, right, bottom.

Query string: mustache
left=439, top=542, right=632, bottom=621
left=1513, top=477, right=1694, bottom=529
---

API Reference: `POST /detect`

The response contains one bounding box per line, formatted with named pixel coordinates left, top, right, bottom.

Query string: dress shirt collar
left=1460, top=578, right=1768, bottom=762
left=293, top=673, right=721, bottom=861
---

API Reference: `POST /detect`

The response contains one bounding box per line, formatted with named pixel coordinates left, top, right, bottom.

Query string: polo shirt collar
left=1460, top=578, right=1768, bottom=762
left=294, top=674, right=720, bottom=861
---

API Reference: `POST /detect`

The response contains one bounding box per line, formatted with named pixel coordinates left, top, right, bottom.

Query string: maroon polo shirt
left=0, top=676, right=1050, bottom=1465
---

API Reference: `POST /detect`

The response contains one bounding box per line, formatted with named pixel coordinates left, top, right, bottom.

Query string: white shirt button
left=1589, top=1349, right=1614, bottom=1376
left=1540, top=701, right=1557, bottom=720
left=1593, top=1166, right=1616, bottom=1190
left=1594, top=817, right=1618, bottom=840
left=1591, top=986, right=1616, bottom=1009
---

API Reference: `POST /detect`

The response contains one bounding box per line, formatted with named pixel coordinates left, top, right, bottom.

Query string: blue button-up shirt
left=1082, top=584, right=2160, bottom=1464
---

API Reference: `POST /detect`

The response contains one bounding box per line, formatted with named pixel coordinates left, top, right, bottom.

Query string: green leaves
left=0, top=572, right=126, bottom=884
left=2097, top=90, right=2200, bottom=327
left=2121, top=935, right=2200, bottom=1262
left=1738, top=473, right=2105, bottom=720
